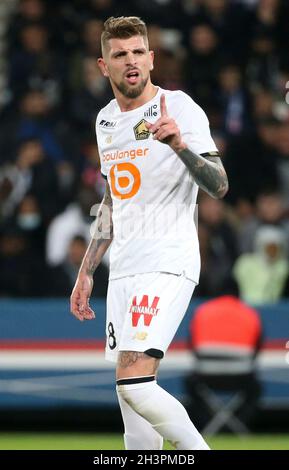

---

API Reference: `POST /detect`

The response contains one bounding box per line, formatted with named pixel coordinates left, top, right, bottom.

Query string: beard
left=112, top=74, right=149, bottom=99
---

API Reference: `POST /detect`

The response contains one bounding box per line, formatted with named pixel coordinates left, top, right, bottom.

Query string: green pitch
left=0, top=433, right=289, bottom=450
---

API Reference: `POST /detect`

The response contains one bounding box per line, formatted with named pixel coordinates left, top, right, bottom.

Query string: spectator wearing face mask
left=233, top=225, right=289, bottom=304
left=15, top=193, right=46, bottom=259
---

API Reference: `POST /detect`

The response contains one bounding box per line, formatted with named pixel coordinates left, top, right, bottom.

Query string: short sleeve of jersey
left=95, top=112, right=107, bottom=178
left=176, top=92, right=218, bottom=156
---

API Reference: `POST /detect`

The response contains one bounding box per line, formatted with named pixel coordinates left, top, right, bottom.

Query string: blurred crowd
left=0, top=0, right=289, bottom=303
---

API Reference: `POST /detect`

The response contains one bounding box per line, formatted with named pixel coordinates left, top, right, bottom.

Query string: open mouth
left=125, top=70, right=140, bottom=84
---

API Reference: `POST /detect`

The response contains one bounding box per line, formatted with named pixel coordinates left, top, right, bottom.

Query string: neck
left=114, top=81, right=158, bottom=112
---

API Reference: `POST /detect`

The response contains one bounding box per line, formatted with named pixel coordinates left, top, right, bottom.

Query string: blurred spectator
left=239, top=191, right=289, bottom=253
left=225, top=118, right=280, bottom=204
left=56, top=160, right=78, bottom=210
left=233, top=225, right=289, bottom=304
left=186, top=23, right=221, bottom=108
left=0, top=89, right=66, bottom=163
left=8, top=22, right=65, bottom=102
left=246, top=30, right=278, bottom=90
left=0, top=138, right=59, bottom=221
left=251, top=0, right=280, bottom=31
left=195, top=193, right=238, bottom=296
left=251, top=0, right=284, bottom=52
left=276, top=123, right=289, bottom=203
left=87, top=0, right=120, bottom=21
left=68, top=18, right=103, bottom=91
left=147, top=24, right=187, bottom=91
left=184, top=0, right=252, bottom=64
left=217, top=64, right=251, bottom=136
left=255, top=115, right=280, bottom=148
left=251, top=87, right=278, bottom=121
left=70, top=56, right=112, bottom=136
left=246, top=0, right=285, bottom=90
left=46, top=182, right=103, bottom=267
left=14, top=193, right=46, bottom=257
left=0, top=225, right=50, bottom=297
left=7, top=0, right=48, bottom=53
left=273, top=70, right=289, bottom=121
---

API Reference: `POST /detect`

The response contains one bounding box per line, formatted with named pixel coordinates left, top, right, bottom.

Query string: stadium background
left=0, top=0, right=289, bottom=450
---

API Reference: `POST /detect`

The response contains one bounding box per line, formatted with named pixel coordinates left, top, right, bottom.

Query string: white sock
left=117, top=378, right=210, bottom=450
left=117, top=385, right=163, bottom=450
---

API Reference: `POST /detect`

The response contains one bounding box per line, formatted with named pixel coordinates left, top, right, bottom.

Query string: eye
left=114, top=52, right=126, bottom=58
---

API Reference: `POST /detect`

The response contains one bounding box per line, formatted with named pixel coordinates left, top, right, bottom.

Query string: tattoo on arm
left=177, top=149, right=229, bottom=199
left=80, top=182, right=113, bottom=277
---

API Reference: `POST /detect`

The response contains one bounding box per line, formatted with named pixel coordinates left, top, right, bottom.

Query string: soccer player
left=70, top=16, right=228, bottom=450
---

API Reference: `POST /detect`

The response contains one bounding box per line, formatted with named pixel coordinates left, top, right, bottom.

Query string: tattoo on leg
left=117, top=351, right=160, bottom=373
left=118, top=351, right=145, bottom=368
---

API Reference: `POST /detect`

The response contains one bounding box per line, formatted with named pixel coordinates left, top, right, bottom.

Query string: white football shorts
left=105, top=271, right=196, bottom=362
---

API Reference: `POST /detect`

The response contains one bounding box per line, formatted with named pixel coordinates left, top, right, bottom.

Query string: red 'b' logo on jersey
left=130, top=295, right=160, bottom=327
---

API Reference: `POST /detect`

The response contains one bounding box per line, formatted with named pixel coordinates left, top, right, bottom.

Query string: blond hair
left=101, top=16, right=148, bottom=55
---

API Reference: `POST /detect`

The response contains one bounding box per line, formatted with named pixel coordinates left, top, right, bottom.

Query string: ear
left=97, top=58, right=109, bottom=77
left=149, top=50, right=154, bottom=71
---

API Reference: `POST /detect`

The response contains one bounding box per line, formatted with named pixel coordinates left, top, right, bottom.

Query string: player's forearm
left=176, top=147, right=229, bottom=199
left=80, top=236, right=112, bottom=277
left=79, top=184, right=113, bottom=277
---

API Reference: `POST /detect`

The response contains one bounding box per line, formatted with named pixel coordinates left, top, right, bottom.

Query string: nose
left=125, top=51, right=136, bottom=66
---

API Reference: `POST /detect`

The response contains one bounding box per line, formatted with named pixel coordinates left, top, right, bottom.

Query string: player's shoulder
left=96, top=98, right=118, bottom=126
left=162, top=88, right=193, bottom=105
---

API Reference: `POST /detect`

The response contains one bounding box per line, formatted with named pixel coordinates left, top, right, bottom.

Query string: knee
left=116, top=375, right=156, bottom=413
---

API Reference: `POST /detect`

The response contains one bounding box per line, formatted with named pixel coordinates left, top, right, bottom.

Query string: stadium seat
left=185, top=294, right=262, bottom=435
left=186, top=357, right=261, bottom=435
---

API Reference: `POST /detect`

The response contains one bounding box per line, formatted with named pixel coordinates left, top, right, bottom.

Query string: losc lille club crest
left=133, top=119, right=150, bottom=140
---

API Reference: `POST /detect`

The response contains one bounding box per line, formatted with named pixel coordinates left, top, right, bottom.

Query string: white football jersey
left=95, top=87, right=218, bottom=283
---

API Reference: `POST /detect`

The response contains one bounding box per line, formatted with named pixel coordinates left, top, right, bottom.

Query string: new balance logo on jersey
left=133, top=119, right=150, bottom=140
left=144, top=104, right=158, bottom=117
left=99, top=119, right=117, bottom=128
left=130, top=295, right=160, bottom=327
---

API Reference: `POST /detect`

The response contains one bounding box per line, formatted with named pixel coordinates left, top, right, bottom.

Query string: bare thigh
left=116, top=351, right=160, bottom=380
